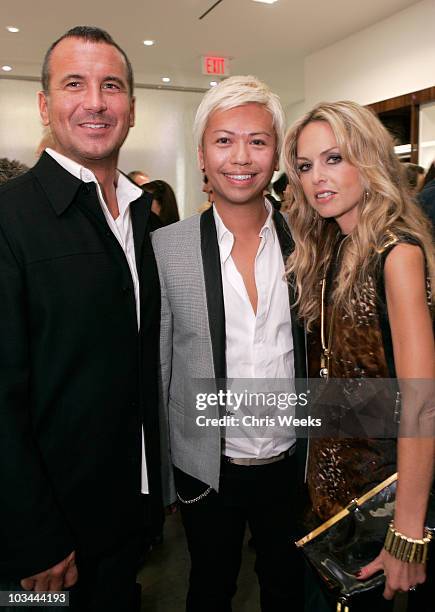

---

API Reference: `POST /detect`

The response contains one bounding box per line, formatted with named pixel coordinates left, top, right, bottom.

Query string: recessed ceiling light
left=161, top=77, right=171, bottom=83
left=143, top=40, right=155, bottom=46
left=252, top=0, right=278, bottom=4
left=6, top=26, right=20, bottom=33
left=210, top=81, right=218, bottom=87
left=2, top=65, right=13, bottom=72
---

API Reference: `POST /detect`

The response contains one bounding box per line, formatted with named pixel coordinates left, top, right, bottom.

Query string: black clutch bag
left=296, top=473, right=435, bottom=612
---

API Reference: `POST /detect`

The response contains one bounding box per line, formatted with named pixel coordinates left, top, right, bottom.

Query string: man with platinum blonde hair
left=193, top=74, right=285, bottom=155
left=152, top=75, right=306, bottom=611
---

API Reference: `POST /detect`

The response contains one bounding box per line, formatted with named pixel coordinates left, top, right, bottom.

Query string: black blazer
left=0, top=153, right=162, bottom=578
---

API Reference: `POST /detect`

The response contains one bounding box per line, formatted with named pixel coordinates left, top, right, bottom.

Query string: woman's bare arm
left=359, top=243, right=434, bottom=598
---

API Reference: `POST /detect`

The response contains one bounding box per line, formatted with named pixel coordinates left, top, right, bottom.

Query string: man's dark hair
left=143, top=180, right=180, bottom=226
left=0, top=158, right=29, bottom=185
left=272, top=173, right=288, bottom=199
left=41, top=26, right=134, bottom=96
left=404, top=163, right=425, bottom=190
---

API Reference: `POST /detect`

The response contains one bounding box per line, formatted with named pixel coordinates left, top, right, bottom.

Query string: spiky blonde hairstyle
left=193, top=75, right=285, bottom=155
left=283, top=100, right=434, bottom=329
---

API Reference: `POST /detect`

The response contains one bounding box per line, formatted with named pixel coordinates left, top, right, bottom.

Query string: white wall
left=119, top=87, right=204, bottom=218
left=284, top=99, right=306, bottom=128
left=0, top=80, right=42, bottom=165
left=0, top=79, right=204, bottom=218
left=304, top=0, right=435, bottom=107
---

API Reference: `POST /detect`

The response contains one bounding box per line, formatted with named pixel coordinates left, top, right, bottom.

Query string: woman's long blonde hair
left=283, top=100, right=434, bottom=329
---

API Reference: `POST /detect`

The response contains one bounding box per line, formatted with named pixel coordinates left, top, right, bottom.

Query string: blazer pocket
left=168, top=394, right=184, bottom=414
left=27, top=250, right=105, bottom=265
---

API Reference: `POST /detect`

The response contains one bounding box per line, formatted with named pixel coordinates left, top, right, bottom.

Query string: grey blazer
left=152, top=207, right=306, bottom=500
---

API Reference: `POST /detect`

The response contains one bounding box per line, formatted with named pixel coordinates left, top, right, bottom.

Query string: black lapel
left=33, top=152, right=113, bottom=231
left=273, top=208, right=294, bottom=260
left=74, top=182, right=111, bottom=231
left=273, top=210, right=307, bottom=379
left=130, top=191, right=152, bottom=275
left=200, top=207, right=226, bottom=380
left=31, top=151, right=82, bottom=216
left=273, top=209, right=295, bottom=306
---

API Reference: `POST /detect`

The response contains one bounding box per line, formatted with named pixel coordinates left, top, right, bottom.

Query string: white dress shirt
left=213, top=201, right=296, bottom=458
left=45, top=148, right=149, bottom=493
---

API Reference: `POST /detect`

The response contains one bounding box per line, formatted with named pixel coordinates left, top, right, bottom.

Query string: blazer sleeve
left=152, top=233, right=176, bottom=505
left=0, top=222, right=74, bottom=579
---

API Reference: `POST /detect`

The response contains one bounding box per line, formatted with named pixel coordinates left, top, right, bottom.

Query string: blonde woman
left=283, top=101, right=434, bottom=610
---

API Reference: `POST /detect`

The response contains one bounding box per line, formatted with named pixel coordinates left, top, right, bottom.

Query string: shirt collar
left=212, top=198, right=275, bottom=264
left=260, top=198, right=275, bottom=243
left=212, top=205, right=234, bottom=264
left=45, top=148, right=142, bottom=214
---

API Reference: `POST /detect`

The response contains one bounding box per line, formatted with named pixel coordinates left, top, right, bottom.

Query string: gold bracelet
left=384, top=521, right=432, bottom=563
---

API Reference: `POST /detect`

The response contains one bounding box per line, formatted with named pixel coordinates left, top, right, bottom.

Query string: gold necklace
left=319, top=235, right=349, bottom=379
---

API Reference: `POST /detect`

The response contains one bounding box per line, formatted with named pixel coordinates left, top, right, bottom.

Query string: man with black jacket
left=0, top=26, right=163, bottom=611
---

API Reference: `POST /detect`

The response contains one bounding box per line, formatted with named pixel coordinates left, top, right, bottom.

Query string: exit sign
left=202, top=56, right=229, bottom=76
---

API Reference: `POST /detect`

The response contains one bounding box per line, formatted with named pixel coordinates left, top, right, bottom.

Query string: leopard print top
left=306, top=233, right=430, bottom=522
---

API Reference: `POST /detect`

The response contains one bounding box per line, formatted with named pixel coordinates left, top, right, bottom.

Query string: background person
left=143, top=179, right=180, bottom=225
left=272, top=172, right=291, bottom=219
left=272, top=172, right=288, bottom=201
left=0, top=157, right=29, bottom=184
left=128, top=169, right=150, bottom=186
left=421, top=161, right=435, bottom=191
left=418, top=160, right=435, bottom=228
left=403, top=163, right=425, bottom=195
left=284, top=100, right=434, bottom=612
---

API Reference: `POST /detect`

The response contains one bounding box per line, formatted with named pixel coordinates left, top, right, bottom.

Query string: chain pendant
left=320, top=352, right=329, bottom=379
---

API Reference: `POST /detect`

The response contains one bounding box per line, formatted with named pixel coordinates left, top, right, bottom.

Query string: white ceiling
left=0, top=0, right=421, bottom=106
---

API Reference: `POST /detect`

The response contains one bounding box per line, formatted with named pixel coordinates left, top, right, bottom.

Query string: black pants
left=0, top=534, right=142, bottom=612
left=175, top=454, right=305, bottom=612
